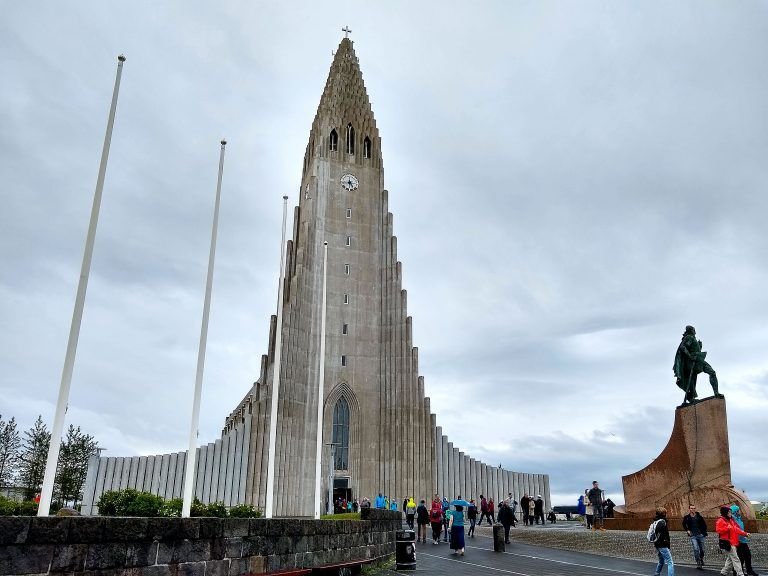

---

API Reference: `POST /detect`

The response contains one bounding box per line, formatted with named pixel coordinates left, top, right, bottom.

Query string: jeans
left=689, top=535, right=705, bottom=563
left=592, top=504, right=604, bottom=528
left=655, top=547, right=675, bottom=576
left=468, top=518, right=476, bottom=536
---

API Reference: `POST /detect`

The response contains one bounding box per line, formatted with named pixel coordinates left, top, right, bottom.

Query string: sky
left=1, top=1, right=767, bottom=507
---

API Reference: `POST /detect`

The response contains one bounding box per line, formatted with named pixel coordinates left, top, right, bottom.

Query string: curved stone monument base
left=620, top=396, right=754, bottom=520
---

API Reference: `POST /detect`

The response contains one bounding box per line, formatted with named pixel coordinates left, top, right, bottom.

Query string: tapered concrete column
left=435, top=426, right=443, bottom=496
left=441, top=435, right=449, bottom=498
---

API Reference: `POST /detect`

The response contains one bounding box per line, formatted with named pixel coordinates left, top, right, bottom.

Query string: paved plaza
left=377, top=523, right=766, bottom=576
left=385, top=535, right=741, bottom=575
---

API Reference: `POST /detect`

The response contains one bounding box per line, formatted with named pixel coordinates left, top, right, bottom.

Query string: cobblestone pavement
left=378, top=536, right=722, bottom=575
left=472, top=522, right=766, bottom=571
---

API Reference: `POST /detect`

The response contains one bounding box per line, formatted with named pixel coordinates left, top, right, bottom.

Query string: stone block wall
left=0, top=510, right=400, bottom=575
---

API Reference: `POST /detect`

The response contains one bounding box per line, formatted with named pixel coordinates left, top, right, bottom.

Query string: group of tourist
left=651, top=504, right=758, bottom=576
left=577, top=480, right=612, bottom=530
left=519, top=493, right=546, bottom=525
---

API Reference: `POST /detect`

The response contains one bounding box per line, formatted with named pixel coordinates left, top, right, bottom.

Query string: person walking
left=405, top=497, right=416, bottom=530
left=506, top=493, right=518, bottom=527
left=488, top=498, right=496, bottom=524
left=732, top=504, right=759, bottom=576
left=416, top=499, right=429, bottom=543
left=588, top=481, right=605, bottom=531
left=520, top=494, right=530, bottom=526
left=429, top=497, right=444, bottom=544
left=442, top=497, right=451, bottom=542
left=682, top=503, right=707, bottom=569
left=715, top=505, right=750, bottom=576
left=467, top=499, right=478, bottom=537
left=375, top=493, right=385, bottom=509
left=449, top=504, right=466, bottom=556
left=527, top=497, right=535, bottom=525
left=478, top=495, right=490, bottom=526
left=498, top=501, right=514, bottom=544
left=650, top=507, right=675, bottom=576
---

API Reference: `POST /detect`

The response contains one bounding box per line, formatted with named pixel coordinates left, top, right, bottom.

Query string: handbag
left=718, top=538, right=731, bottom=552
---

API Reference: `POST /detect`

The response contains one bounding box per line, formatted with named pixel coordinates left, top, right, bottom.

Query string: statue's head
left=684, top=325, right=696, bottom=335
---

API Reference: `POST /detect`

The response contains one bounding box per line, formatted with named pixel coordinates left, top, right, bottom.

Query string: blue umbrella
left=451, top=499, right=470, bottom=507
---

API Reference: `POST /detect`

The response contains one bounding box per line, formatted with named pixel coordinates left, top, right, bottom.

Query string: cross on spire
left=342, top=26, right=352, bottom=38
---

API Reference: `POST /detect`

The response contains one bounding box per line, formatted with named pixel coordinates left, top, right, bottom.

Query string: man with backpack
left=429, top=496, right=444, bottom=544
left=648, top=507, right=675, bottom=576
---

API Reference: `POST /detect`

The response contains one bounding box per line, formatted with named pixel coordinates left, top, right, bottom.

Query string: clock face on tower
left=340, top=173, right=359, bottom=191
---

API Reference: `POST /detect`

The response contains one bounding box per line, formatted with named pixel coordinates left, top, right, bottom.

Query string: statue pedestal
left=619, top=396, right=753, bottom=520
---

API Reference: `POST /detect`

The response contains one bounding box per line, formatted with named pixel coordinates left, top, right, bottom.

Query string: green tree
left=54, top=424, right=98, bottom=506
left=18, top=416, right=50, bottom=500
left=0, top=415, right=21, bottom=486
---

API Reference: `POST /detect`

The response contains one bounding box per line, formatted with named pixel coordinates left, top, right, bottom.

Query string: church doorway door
left=333, top=477, right=352, bottom=512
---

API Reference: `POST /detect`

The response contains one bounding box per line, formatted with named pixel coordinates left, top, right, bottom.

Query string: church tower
left=245, top=36, right=428, bottom=515
left=80, top=36, right=550, bottom=519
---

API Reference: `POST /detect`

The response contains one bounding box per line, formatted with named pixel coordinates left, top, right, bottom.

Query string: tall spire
left=304, top=38, right=380, bottom=168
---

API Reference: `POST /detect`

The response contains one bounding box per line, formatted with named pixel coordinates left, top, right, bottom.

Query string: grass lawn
left=320, top=512, right=361, bottom=520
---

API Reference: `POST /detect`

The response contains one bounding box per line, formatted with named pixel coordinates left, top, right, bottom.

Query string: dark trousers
left=478, top=511, right=490, bottom=525
left=737, top=543, right=754, bottom=574
left=468, top=518, right=476, bottom=536
left=522, top=511, right=529, bottom=525
left=431, top=522, right=442, bottom=542
left=502, top=523, right=511, bottom=543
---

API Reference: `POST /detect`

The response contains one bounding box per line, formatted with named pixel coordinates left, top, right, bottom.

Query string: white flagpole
left=181, top=139, right=227, bottom=518
left=265, top=195, right=289, bottom=518
left=38, top=55, right=126, bottom=517
left=314, top=241, right=328, bottom=519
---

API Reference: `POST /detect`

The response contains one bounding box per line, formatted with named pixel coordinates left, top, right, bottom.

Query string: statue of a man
left=673, top=325, right=721, bottom=404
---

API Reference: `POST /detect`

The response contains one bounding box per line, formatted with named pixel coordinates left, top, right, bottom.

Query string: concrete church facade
left=81, top=38, right=550, bottom=517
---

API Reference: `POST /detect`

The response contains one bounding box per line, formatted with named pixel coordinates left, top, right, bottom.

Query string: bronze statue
left=673, top=325, right=721, bottom=404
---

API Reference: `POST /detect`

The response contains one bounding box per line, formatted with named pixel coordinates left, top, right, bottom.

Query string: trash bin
left=492, top=524, right=505, bottom=552
left=395, top=529, right=416, bottom=570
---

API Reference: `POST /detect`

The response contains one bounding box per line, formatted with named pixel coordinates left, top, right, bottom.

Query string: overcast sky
left=1, top=1, right=767, bottom=507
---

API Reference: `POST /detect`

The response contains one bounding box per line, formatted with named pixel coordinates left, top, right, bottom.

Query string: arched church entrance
left=325, top=383, right=359, bottom=511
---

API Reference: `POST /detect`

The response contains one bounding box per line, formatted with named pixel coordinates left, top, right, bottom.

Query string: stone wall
left=0, top=510, right=400, bottom=575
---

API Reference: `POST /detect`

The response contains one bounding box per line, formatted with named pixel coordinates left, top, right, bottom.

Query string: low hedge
left=0, top=495, right=38, bottom=516
left=96, top=489, right=261, bottom=518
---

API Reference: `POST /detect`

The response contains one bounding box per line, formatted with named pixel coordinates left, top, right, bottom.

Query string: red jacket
left=429, top=501, right=443, bottom=523
left=715, top=516, right=748, bottom=546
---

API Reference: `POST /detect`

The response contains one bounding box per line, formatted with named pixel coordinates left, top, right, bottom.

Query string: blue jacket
left=374, top=495, right=385, bottom=509
left=577, top=495, right=586, bottom=515
left=731, top=506, right=748, bottom=544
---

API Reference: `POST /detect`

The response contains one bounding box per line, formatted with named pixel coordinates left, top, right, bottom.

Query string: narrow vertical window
left=344, top=264, right=350, bottom=275
left=346, top=123, right=355, bottom=155
left=341, top=355, right=347, bottom=367
left=363, top=137, right=371, bottom=159
left=346, top=208, right=352, bottom=219
left=333, top=397, right=350, bottom=469
left=342, top=324, right=348, bottom=335
left=346, top=236, right=351, bottom=247
left=343, top=294, right=349, bottom=304
left=329, top=129, right=338, bottom=152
